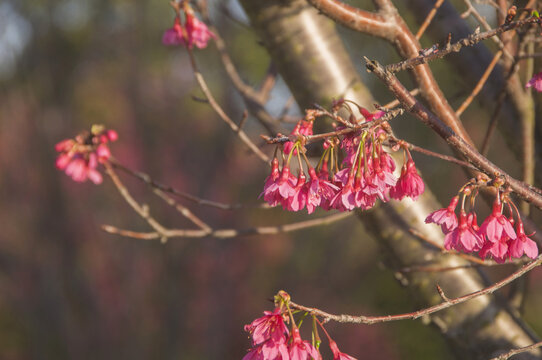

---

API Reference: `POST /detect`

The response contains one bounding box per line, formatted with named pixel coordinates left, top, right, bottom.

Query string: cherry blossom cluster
left=425, top=179, right=538, bottom=262
left=261, top=104, right=424, bottom=213
left=162, top=1, right=215, bottom=49
left=55, top=125, right=117, bottom=184
left=243, top=291, right=356, bottom=360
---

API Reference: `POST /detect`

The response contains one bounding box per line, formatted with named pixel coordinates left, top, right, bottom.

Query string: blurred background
left=1, top=0, right=542, bottom=359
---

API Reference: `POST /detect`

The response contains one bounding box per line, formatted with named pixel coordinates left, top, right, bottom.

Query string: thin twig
left=385, top=138, right=477, bottom=170
left=455, top=50, right=502, bottom=117
left=152, top=188, right=212, bottom=232
left=490, top=341, right=542, bottom=360
left=110, top=159, right=269, bottom=210
left=381, top=88, right=420, bottom=109
left=104, top=162, right=171, bottom=242
left=386, top=16, right=538, bottom=73
left=287, top=255, right=542, bottom=324
left=102, top=212, right=352, bottom=240
left=263, top=108, right=404, bottom=145
left=415, top=0, right=444, bottom=40
left=186, top=48, right=269, bottom=162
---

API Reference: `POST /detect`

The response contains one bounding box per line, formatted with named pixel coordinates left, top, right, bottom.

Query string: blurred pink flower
left=526, top=71, right=542, bottom=92
left=162, top=17, right=186, bottom=46
left=185, top=12, right=215, bottom=49
left=55, top=125, right=117, bottom=185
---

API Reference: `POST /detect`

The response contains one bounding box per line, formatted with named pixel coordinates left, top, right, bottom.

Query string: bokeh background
left=1, top=0, right=542, bottom=359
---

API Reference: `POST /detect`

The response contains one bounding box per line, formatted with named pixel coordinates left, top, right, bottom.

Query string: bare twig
left=102, top=212, right=352, bottom=240
left=104, top=162, right=171, bottom=242
left=110, top=159, right=269, bottom=210
left=490, top=341, right=542, bottom=360
left=415, top=0, right=444, bottom=40
left=455, top=50, right=502, bottom=117
left=187, top=48, right=269, bottom=162
left=263, top=108, right=404, bottom=145
left=287, top=255, right=542, bottom=324
left=386, top=16, right=539, bottom=73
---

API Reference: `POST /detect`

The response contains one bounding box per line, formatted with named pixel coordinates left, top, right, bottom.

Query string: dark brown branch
left=365, top=58, right=542, bottom=209
left=386, top=16, right=539, bottom=73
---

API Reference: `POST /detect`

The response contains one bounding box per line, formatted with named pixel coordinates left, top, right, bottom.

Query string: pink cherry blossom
left=359, top=107, right=385, bottom=122
left=305, top=168, right=339, bottom=214
left=363, top=155, right=397, bottom=202
left=55, top=126, right=117, bottom=185
left=508, top=221, right=538, bottom=259
left=425, top=196, right=459, bottom=233
left=288, top=328, right=320, bottom=360
left=244, top=307, right=289, bottom=346
left=329, top=340, right=356, bottom=360
left=162, top=17, right=186, bottom=46
left=330, top=177, right=357, bottom=211
left=526, top=71, right=542, bottom=92
left=444, top=210, right=483, bottom=252
left=285, top=172, right=307, bottom=211
left=242, top=338, right=289, bottom=360
left=479, top=199, right=516, bottom=243
left=390, top=158, right=424, bottom=201
left=261, top=164, right=297, bottom=207
left=185, top=11, right=215, bottom=49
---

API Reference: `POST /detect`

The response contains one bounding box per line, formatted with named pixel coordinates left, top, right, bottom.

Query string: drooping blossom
left=329, top=340, right=357, bottom=360
left=363, top=153, right=397, bottom=202
left=162, top=6, right=214, bottom=49
left=508, top=221, right=538, bottom=259
left=526, top=71, right=542, bottom=92
left=425, top=196, right=459, bottom=234
left=55, top=125, right=117, bottom=185
left=444, top=210, right=483, bottom=252
left=285, top=172, right=308, bottom=212
left=479, top=198, right=516, bottom=244
left=184, top=9, right=215, bottom=49
left=242, top=339, right=289, bottom=360
left=243, top=307, right=290, bottom=360
left=288, top=327, right=320, bottom=360
left=305, top=168, right=339, bottom=214
left=330, top=176, right=357, bottom=211
left=244, top=307, right=289, bottom=346
left=390, top=157, right=424, bottom=201
left=162, top=16, right=186, bottom=46
left=261, top=164, right=297, bottom=207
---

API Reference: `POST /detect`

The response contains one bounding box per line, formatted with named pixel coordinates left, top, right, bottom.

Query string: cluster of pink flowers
left=426, top=192, right=538, bottom=262
left=526, top=71, right=542, bottom=92
left=243, top=294, right=356, bottom=360
left=261, top=108, right=424, bottom=213
left=162, top=3, right=214, bottom=49
left=55, top=125, right=117, bottom=184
